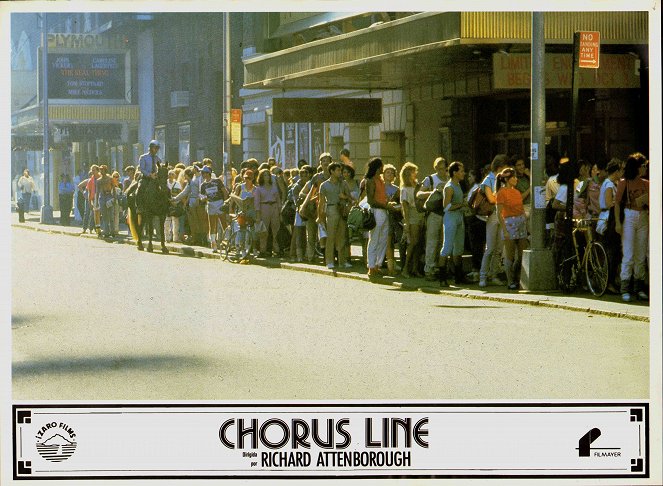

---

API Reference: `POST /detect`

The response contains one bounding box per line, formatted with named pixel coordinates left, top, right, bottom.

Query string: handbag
left=298, top=185, right=318, bottom=221
left=469, top=187, right=494, bottom=216
left=424, top=188, right=444, bottom=213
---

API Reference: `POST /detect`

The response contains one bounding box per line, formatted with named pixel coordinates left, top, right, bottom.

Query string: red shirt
left=86, top=176, right=97, bottom=201
left=496, top=187, right=524, bottom=218
left=373, top=177, right=387, bottom=206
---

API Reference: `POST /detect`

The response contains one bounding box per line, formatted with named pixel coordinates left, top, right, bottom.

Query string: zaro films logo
left=35, top=422, right=77, bottom=462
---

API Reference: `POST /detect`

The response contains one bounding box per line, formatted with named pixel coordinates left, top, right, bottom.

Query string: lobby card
left=2, top=0, right=661, bottom=485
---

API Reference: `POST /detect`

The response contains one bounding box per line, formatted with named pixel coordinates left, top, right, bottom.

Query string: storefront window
left=268, top=118, right=327, bottom=167
left=178, top=124, right=190, bottom=164
left=154, top=126, right=166, bottom=162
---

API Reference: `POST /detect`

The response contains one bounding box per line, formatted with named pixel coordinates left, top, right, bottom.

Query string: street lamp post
left=223, top=12, right=232, bottom=186
left=521, top=11, right=556, bottom=290
left=40, top=12, right=54, bottom=224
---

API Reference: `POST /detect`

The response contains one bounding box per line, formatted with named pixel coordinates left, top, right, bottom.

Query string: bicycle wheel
left=584, top=241, right=609, bottom=296
left=556, top=239, right=577, bottom=293
left=225, top=228, right=242, bottom=263
left=219, top=226, right=233, bottom=262
left=558, top=256, right=578, bottom=293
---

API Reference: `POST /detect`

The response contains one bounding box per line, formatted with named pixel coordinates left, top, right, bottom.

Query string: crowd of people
left=41, top=141, right=649, bottom=303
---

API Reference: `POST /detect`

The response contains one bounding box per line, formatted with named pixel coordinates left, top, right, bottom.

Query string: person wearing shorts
left=495, top=167, right=527, bottom=290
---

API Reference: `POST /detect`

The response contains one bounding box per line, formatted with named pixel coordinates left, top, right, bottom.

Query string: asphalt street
left=11, top=229, right=649, bottom=400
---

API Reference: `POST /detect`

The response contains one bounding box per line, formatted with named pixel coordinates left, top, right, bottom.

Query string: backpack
left=347, top=205, right=375, bottom=237
left=469, top=186, right=494, bottom=216
left=414, top=176, right=433, bottom=213
left=280, top=198, right=296, bottom=225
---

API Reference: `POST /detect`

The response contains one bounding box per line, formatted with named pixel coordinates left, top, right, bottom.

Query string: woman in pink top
left=614, top=152, right=649, bottom=302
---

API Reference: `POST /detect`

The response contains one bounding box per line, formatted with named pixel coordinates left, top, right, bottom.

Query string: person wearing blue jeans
left=438, top=162, right=467, bottom=285
left=479, top=154, right=509, bottom=287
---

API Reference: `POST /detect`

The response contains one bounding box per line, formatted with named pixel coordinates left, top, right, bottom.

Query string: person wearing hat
left=200, top=164, right=229, bottom=252
left=138, top=140, right=162, bottom=179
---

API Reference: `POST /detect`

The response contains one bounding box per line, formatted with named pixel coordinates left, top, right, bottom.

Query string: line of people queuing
left=61, top=144, right=649, bottom=302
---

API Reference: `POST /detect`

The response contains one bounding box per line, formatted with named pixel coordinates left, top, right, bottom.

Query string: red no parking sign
left=579, top=31, right=600, bottom=69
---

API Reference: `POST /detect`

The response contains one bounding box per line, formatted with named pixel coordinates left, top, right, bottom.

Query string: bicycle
left=557, top=218, right=609, bottom=296
left=219, top=212, right=255, bottom=263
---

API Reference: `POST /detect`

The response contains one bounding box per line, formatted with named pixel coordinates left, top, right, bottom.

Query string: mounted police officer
left=136, top=140, right=162, bottom=213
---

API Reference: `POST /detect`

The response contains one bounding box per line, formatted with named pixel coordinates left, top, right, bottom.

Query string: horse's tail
left=128, top=207, right=139, bottom=241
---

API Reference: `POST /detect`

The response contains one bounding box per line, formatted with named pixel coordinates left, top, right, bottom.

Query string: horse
left=134, top=165, right=171, bottom=254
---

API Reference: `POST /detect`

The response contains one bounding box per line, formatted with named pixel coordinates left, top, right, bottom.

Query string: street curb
left=12, top=222, right=649, bottom=323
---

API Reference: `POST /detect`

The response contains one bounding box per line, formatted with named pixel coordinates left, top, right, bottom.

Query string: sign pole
left=40, top=12, right=54, bottom=224
left=566, top=32, right=582, bottom=224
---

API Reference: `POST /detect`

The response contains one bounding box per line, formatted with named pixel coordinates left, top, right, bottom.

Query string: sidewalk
left=10, top=210, right=650, bottom=322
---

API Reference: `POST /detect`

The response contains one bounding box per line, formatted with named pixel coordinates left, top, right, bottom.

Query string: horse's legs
left=160, top=215, right=169, bottom=254
left=146, top=215, right=154, bottom=252
left=136, top=212, right=144, bottom=250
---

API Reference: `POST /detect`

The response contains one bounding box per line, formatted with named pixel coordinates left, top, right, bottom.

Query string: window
left=155, top=126, right=166, bottom=162
left=178, top=124, right=190, bottom=164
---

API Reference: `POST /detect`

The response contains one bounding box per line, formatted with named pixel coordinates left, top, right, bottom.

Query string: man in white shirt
left=416, top=157, right=449, bottom=280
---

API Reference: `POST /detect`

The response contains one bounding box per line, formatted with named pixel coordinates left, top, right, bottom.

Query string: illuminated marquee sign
left=41, top=50, right=131, bottom=103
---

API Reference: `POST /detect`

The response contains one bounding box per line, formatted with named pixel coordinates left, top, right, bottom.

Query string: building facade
left=240, top=12, right=649, bottom=176
left=151, top=13, right=243, bottom=173
left=10, top=12, right=156, bottom=207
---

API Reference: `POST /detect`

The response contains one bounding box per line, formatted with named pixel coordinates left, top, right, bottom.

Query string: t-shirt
left=168, top=180, right=182, bottom=197
left=555, top=181, right=586, bottom=218
left=515, top=176, right=530, bottom=204
left=421, top=173, right=446, bottom=191
left=496, top=187, right=524, bottom=218
left=615, top=177, right=648, bottom=210
left=545, top=175, right=560, bottom=202
left=200, top=179, right=226, bottom=201
left=254, top=184, right=280, bottom=206
left=401, top=186, right=423, bottom=224
left=385, top=183, right=399, bottom=201
left=319, top=179, right=344, bottom=206
left=599, top=178, right=616, bottom=210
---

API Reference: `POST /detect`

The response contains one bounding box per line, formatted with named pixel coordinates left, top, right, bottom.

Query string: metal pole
left=530, top=11, right=546, bottom=251
left=521, top=11, right=556, bottom=290
left=40, top=12, right=53, bottom=224
left=223, top=12, right=232, bottom=186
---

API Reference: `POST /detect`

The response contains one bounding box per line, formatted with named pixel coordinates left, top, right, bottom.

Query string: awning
left=268, top=12, right=369, bottom=39
left=243, top=11, right=648, bottom=91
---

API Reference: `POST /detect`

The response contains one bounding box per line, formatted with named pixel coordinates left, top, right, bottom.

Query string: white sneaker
left=622, top=293, right=632, bottom=302
left=479, top=278, right=487, bottom=288
left=327, top=263, right=335, bottom=269
left=637, top=290, right=648, bottom=300
left=342, top=262, right=353, bottom=268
